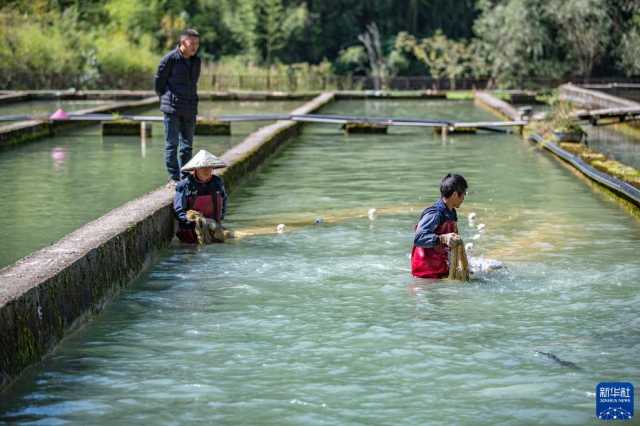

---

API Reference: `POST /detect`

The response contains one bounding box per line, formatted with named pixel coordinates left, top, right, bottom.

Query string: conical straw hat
left=181, top=150, right=227, bottom=171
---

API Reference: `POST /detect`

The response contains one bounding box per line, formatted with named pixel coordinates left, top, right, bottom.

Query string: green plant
left=547, top=96, right=583, bottom=133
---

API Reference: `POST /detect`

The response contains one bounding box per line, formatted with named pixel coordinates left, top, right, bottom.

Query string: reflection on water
left=1, top=100, right=639, bottom=425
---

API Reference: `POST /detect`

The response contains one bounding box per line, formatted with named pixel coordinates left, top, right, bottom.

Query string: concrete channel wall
left=559, top=83, right=639, bottom=109
left=0, top=92, right=29, bottom=106
left=474, top=91, right=521, bottom=121
left=578, top=83, right=640, bottom=104
left=0, top=90, right=318, bottom=103
left=0, top=97, right=158, bottom=149
left=0, top=88, right=462, bottom=104
left=0, top=92, right=335, bottom=393
left=560, top=83, right=640, bottom=134
left=335, top=91, right=446, bottom=100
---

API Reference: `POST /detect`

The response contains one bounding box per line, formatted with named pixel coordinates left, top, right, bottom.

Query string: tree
left=547, top=0, right=612, bottom=79
left=395, top=30, right=473, bottom=89
left=474, top=0, right=566, bottom=87
left=358, top=23, right=388, bottom=90
left=619, top=14, right=640, bottom=76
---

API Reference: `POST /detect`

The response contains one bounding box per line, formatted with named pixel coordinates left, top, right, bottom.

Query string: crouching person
left=174, top=149, right=229, bottom=244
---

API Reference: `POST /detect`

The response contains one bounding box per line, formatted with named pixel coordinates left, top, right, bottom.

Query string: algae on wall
left=559, top=142, right=640, bottom=188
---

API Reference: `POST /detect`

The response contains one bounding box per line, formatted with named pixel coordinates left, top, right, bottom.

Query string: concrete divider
left=0, top=92, right=335, bottom=393
left=0, top=120, right=53, bottom=148
left=0, top=90, right=318, bottom=101
left=0, top=90, right=321, bottom=148
left=559, top=83, right=638, bottom=109
left=335, top=90, right=446, bottom=100
left=474, top=91, right=521, bottom=121
left=0, top=97, right=158, bottom=149
left=560, top=83, right=640, bottom=136
left=579, top=83, right=640, bottom=103
left=0, top=92, right=29, bottom=106
left=0, top=89, right=467, bottom=103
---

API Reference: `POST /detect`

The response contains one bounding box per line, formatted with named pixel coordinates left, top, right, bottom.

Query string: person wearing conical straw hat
left=174, top=149, right=228, bottom=243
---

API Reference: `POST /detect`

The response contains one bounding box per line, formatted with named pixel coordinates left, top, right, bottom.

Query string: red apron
left=411, top=220, right=458, bottom=279
left=176, top=192, right=223, bottom=243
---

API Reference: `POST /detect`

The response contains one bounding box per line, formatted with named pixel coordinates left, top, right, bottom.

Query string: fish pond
left=0, top=100, right=303, bottom=268
left=1, top=100, right=638, bottom=425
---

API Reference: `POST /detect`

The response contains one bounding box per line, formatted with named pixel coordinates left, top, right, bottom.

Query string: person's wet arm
left=414, top=211, right=441, bottom=247
left=173, top=183, right=189, bottom=223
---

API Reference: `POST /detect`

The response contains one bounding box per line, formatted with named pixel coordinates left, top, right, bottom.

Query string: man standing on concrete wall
left=154, top=28, right=201, bottom=183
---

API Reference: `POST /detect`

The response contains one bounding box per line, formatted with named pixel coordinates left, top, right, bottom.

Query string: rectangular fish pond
left=1, top=100, right=639, bottom=425
left=0, top=100, right=305, bottom=268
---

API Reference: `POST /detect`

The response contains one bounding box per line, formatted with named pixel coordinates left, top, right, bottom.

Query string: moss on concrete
left=556, top=141, right=640, bottom=189
left=195, top=119, right=231, bottom=135
left=591, top=160, right=640, bottom=188
left=342, top=122, right=388, bottom=134
left=450, top=127, right=477, bottom=134
left=0, top=122, right=53, bottom=150
left=580, top=151, right=607, bottom=163
left=558, top=142, right=583, bottom=155
left=102, top=120, right=151, bottom=136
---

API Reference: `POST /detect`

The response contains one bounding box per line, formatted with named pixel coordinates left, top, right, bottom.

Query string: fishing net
left=448, top=239, right=470, bottom=281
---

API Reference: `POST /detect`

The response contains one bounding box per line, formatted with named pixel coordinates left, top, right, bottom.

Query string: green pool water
left=0, top=100, right=111, bottom=119
left=585, top=125, right=640, bottom=170
left=141, top=100, right=304, bottom=135
left=0, top=100, right=303, bottom=269
left=1, top=100, right=638, bottom=425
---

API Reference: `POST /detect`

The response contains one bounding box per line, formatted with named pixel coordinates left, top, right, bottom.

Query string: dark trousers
left=164, top=113, right=196, bottom=181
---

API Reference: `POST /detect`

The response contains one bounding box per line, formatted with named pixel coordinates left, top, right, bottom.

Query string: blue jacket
left=414, top=199, right=458, bottom=247
left=174, top=174, right=228, bottom=227
left=154, top=47, right=201, bottom=116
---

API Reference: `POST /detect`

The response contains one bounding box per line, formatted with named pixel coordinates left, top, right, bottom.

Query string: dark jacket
left=154, top=47, right=201, bottom=116
left=414, top=199, right=458, bottom=247
left=174, top=174, right=227, bottom=227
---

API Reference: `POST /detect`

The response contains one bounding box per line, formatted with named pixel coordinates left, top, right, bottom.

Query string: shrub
left=94, top=32, right=158, bottom=89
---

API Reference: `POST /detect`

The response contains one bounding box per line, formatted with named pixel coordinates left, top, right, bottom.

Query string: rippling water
left=0, top=100, right=303, bottom=268
left=1, top=100, right=639, bottom=425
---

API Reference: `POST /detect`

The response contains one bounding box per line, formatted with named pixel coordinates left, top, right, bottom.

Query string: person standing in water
left=155, top=28, right=201, bottom=183
left=411, top=174, right=468, bottom=279
left=174, top=150, right=228, bottom=244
